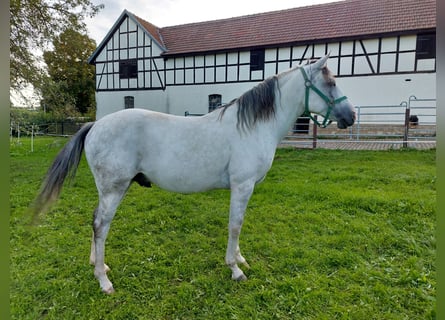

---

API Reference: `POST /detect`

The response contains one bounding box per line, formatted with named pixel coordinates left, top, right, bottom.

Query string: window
left=416, top=33, right=436, bottom=60
left=293, top=115, right=310, bottom=134
left=250, top=49, right=265, bottom=71
left=124, top=96, right=134, bottom=109
left=208, top=94, right=222, bottom=112
left=119, top=59, right=138, bottom=79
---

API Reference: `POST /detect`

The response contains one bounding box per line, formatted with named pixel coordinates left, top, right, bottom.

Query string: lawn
left=10, top=137, right=436, bottom=319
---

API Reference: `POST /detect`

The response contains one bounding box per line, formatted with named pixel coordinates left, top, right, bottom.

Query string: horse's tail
left=32, top=122, right=95, bottom=223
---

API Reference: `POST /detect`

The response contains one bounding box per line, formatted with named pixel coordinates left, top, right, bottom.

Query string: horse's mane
left=218, top=76, right=278, bottom=131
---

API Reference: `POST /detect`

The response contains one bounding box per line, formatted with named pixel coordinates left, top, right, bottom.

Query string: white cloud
left=85, top=0, right=337, bottom=44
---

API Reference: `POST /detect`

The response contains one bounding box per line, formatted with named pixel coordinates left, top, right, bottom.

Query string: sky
left=84, top=0, right=339, bottom=45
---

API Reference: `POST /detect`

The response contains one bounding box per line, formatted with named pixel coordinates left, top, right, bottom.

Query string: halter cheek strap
left=300, top=67, right=348, bottom=128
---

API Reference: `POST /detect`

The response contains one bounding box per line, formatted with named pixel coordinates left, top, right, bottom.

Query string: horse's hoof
left=234, top=274, right=247, bottom=281
left=102, top=286, right=115, bottom=294
left=90, top=262, right=111, bottom=273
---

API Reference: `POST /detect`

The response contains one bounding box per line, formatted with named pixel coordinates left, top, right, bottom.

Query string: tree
left=39, top=78, right=78, bottom=118
left=10, top=0, right=103, bottom=92
left=43, top=29, right=97, bottom=115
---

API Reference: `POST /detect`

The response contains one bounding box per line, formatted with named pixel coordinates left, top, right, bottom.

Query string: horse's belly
left=140, top=134, right=232, bottom=193
left=149, top=168, right=230, bottom=193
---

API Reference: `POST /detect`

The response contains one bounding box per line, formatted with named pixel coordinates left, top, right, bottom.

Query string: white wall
left=338, top=73, right=436, bottom=106
left=95, top=90, right=168, bottom=119
left=339, top=73, right=436, bottom=123
left=96, top=72, right=435, bottom=120
left=95, top=82, right=259, bottom=118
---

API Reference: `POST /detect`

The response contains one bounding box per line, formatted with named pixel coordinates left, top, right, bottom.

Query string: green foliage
left=10, top=138, right=436, bottom=319
left=37, top=79, right=79, bottom=118
left=10, top=0, right=103, bottom=91
left=9, top=108, right=92, bottom=137
left=42, top=28, right=97, bottom=115
left=10, top=108, right=54, bottom=137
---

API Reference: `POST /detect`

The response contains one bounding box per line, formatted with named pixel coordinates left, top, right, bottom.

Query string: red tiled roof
left=134, top=0, right=435, bottom=57
left=132, top=15, right=165, bottom=49
left=156, top=0, right=436, bottom=56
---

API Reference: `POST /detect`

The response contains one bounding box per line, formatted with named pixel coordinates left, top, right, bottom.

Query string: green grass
left=10, top=137, right=436, bottom=319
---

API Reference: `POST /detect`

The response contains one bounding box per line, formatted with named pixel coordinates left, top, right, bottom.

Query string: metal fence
left=12, top=99, right=435, bottom=150
left=10, top=120, right=87, bottom=138
left=281, top=96, right=436, bottom=148
left=407, top=95, right=436, bottom=141
left=39, top=121, right=86, bottom=136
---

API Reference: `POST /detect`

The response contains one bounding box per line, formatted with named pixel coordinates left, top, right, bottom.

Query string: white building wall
left=341, top=73, right=436, bottom=123
left=95, top=82, right=259, bottom=118
left=92, top=15, right=435, bottom=122
left=95, top=90, right=168, bottom=119
left=96, top=71, right=435, bottom=120
left=338, top=73, right=436, bottom=107
left=165, top=82, right=260, bottom=115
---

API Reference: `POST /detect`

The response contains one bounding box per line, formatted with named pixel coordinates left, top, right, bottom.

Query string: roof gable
left=88, top=10, right=166, bottom=64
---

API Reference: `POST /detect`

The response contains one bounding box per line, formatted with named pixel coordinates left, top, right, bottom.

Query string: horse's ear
left=313, top=54, right=329, bottom=70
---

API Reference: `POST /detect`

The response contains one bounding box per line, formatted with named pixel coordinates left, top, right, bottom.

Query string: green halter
left=300, top=67, right=348, bottom=128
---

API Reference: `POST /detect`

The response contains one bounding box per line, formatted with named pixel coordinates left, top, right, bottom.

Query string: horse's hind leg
left=89, top=227, right=110, bottom=272
left=91, top=184, right=129, bottom=294
left=225, top=180, right=255, bottom=281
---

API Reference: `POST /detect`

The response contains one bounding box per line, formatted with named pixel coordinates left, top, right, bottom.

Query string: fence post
left=31, top=124, right=34, bottom=152
left=403, top=102, right=409, bottom=148
left=312, top=115, right=318, bottom=149
left=355, top=106, right=361, bottom=140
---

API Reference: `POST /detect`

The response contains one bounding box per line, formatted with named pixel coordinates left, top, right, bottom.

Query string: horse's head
left=302, top=55, right=355, bottom=129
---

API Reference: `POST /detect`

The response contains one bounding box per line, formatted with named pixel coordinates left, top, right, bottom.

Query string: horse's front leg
left=225, top=180, right=255, bottom=281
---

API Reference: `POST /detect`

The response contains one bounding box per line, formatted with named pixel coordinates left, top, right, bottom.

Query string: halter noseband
left=300, top=67, right=348, bottom=128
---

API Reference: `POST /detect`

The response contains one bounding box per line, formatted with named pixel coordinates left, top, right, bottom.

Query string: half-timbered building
left=88, top=0, right=436, bottom=119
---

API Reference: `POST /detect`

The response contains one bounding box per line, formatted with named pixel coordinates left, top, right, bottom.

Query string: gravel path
left=279, top=140, right=436, bottom=150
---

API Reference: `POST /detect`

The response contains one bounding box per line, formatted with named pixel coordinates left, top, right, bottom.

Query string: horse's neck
left=270, top=68, right=306, bottom=141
